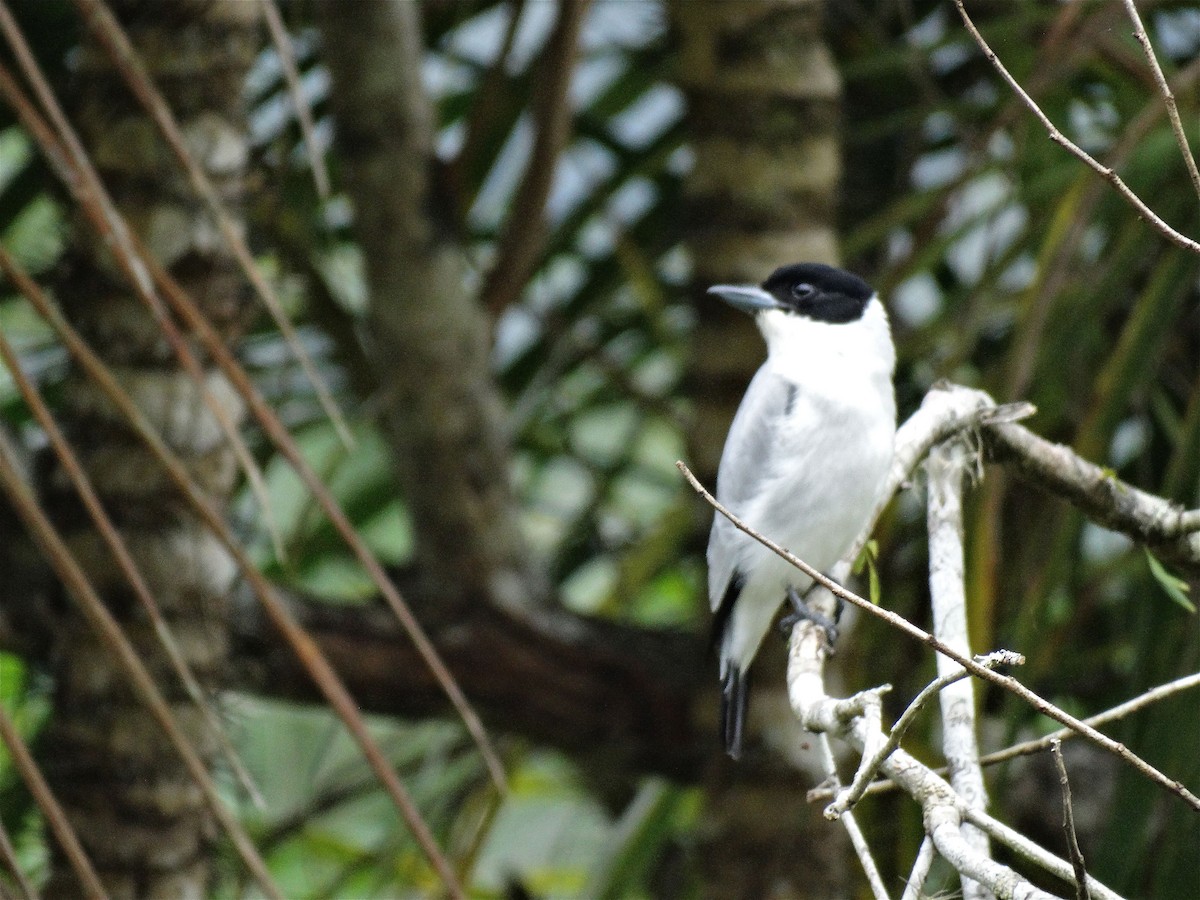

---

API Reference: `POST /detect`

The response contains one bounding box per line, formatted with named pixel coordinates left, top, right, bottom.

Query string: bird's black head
left=761, top=263, right=874, bottom=324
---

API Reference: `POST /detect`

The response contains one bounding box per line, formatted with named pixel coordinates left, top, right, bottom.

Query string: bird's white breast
left=719, top=297, right=896, bottom=670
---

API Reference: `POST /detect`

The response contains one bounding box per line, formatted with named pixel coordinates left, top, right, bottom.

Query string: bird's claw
left=779, top=586, right=840, bottom=652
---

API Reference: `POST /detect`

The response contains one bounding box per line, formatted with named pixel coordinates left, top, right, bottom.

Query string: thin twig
left=958, top=805, right=1122, bottom=900
left=983, top=671, right=1200, bottom=767
left=788, top=640, right=1104, bottom=899
left=815, top=670, right=1200, bottom=801
left=261, top=0, right=331, bottom=201
left=1051, top=740, right=1091, bottom=900
left=953, top=0, right=1200, bottom=256
left=0, top=783, right=40, bottom=900
left=1120, top=0, right=1200, bottom=205
left=677, top=459, right=1200, bottom=812
left=815, top=734, right=889, bottom=900
left=823, top=652, right=1018, bottom=816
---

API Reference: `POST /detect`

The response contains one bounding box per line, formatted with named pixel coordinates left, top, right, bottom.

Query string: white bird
left=706, top=262, right=896, bottom=759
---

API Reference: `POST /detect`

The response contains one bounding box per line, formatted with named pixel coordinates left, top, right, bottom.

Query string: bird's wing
left=707, top=365, right=795, bottom=611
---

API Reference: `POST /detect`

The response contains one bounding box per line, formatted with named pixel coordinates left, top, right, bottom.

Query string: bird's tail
left=719, top=662, right=750, bottom=760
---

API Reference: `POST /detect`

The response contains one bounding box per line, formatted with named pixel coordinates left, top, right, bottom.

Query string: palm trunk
left=672, top=2, right=851, bottom=896
left=38, top=3, right=258, bottom=896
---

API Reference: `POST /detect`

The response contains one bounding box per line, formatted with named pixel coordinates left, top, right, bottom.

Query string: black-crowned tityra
left=706, top=262, right=896, bottom=759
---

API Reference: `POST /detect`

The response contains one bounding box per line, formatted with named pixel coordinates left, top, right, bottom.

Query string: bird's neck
left=757, top=299, right=895, bottom=388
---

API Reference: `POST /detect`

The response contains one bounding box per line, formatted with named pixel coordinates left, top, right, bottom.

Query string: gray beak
left=706, top=284, right=782, bottom=314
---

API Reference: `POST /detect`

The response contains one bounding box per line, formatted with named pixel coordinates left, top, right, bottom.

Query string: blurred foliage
left=0, top=1, right=1197, bottom=897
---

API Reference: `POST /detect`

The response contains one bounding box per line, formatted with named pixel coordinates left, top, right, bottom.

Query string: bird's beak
left=706, top=284, right=782, bottom=314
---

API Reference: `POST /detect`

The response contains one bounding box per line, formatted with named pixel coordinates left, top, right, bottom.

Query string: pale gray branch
left=815, top=734, right=889, bottom=900
left=900, top=836, right=937, bottom=900
left=678, top=456, right=1200, bottom=813
left=927, top=437, right=992, bottom=900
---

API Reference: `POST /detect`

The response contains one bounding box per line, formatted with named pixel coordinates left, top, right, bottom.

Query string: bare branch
left=815, top=734, right=889, bottom=900
left=984, top=421, right=1200, bottom=567
left=677, top=457, right=1200, bottom=811
left=1051, top=740, right=1091, bottom=900
left=0, top=702, right=104, bottom=900
left=261, top=0, right=332, bottom=201
left=981, top=672, right=1200, bottom=768
left=482, top=0, right=592, bottom=314
left=815, top=671, right=1200, bottom=801
left=926, top=437, right=991, bottom=899
left=823, top=652, right=1018, bottom=817
left=784, top=625, right=1112, bottom=899
left=953, top=0, right=1200, bottom=256
left=1120, top=0, right=1200, bottom=205
left=900, top=836, right=936, bottom=900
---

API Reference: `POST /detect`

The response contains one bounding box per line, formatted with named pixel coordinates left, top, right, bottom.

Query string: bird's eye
left=790, top=282, right=815, bottom=300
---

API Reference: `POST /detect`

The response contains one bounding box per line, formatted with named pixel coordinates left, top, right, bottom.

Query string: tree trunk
left=671, top=1, right=852, bottom=896
left=317, top=0, right=537, bottom=617
left=37, top=3, right=258, bottom=896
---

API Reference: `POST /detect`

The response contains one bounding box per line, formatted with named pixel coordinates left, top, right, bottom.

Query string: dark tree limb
left=318, top=0, right=536, bottom=610
left=227, top=575, right=712, bottom=781
left=480, top=0, right=592, bottom=316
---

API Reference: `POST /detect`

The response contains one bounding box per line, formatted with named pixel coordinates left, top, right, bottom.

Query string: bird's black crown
left=762, top=263, right=874, bottom=324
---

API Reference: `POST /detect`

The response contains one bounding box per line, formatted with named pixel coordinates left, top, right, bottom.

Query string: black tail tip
left=720, top=665, right=750, bottom=760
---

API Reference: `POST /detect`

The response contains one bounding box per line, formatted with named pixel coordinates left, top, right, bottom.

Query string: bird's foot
left=779, top=584, right=841, bottom=652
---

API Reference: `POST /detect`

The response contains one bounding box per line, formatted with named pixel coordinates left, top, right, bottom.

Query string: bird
left=705, top=262, right=896, bottom=759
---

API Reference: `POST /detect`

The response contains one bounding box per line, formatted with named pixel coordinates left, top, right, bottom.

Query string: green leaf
left=853, top=539, right=882, bottom=606
left=1145, top=549, right=1195, bottom=613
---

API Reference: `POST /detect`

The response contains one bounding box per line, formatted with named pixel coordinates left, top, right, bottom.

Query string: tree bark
left=228, top=577, right=712, bottom=782
left=316, top=0, right=538, bottom=615
left=671, top=1, right=852, bottom=896
left=36, top=3, right=258, bottom=896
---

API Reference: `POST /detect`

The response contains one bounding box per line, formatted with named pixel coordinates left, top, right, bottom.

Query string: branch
left=953, top=0, right=1200, bottom=256
left=926, top=437, right=991, bottom=900
left=481, top=0, right=592, bottom=315
left=786, top=629, right=1119, bottom=899
left=1, top=562, right=712, bottom=782
left=814, top=734, right=889, bottom=900
left=1120, top=0, right=1200, bottom=205
left=900, top=836, right=936, bottom=900
left=811, top=671, right=1200, bottom=801
left=1051, top=740, right=1091, bottom=900
left=227, top=576, right=710, bottom=780
left=983, top=421, right=1200, bottom=569
left=678, top=389, right=1200, bottom=813
left=823, top=652, right=1018, bottom=817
